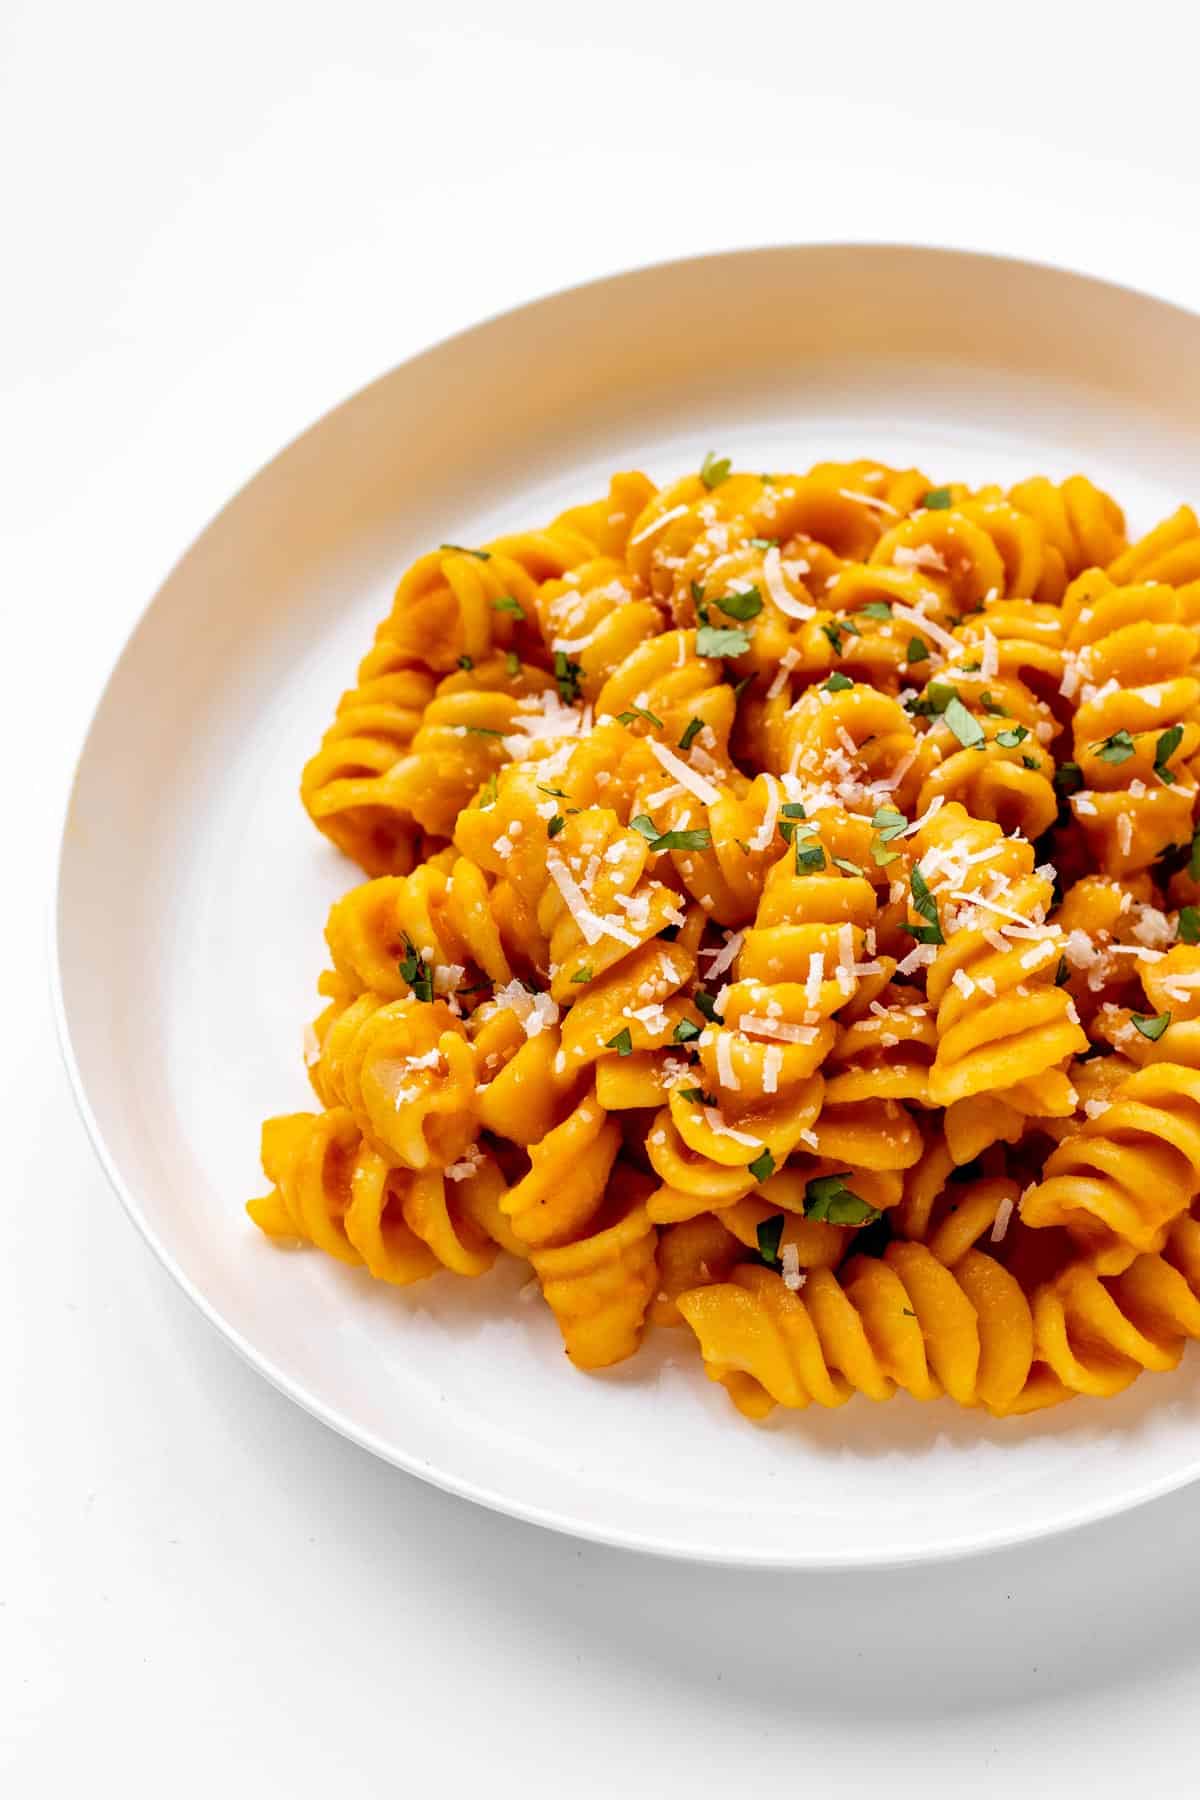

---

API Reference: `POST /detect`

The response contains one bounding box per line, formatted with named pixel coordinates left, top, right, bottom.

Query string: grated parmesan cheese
left=648, top=738, right=721, bottom=805
left=989, top=1196, right=1014, bottom=1244
left=761, top=545, right=816, bottom=620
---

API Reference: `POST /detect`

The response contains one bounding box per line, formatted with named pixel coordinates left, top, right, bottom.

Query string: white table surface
left=6, top=3, right=1200, bottom=1791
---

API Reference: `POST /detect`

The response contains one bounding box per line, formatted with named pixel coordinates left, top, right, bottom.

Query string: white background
left=5, top=2, right=1200, bottom=1791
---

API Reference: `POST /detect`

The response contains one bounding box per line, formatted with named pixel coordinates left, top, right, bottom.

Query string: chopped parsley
left=478, top=772, right=498, bottom=809
left=904, top=866, right=944, bottom=945
left=1092, top=729, right=1135, bottom=765
left=553, top=651, right=583, bottom=704
left=870, top=804, right=907, bottom=867
left=547, top=814, right=566, bottom=838
left=795, top=840, right=826, bottom=873
left=605, top=1027, right=634, bottom=1056
left=631, top=814, right=711, bottom=853
left=823, top=671, right=854, bottom=693
left=457, top=654, right=474, bottom=670
left=492, top=594, right=524, bottom=616
left=1055, top=761, right=1084, bottom=796
left=696, top=623, right=753, bottom=658
left=1132, top=1011, right=1171, bottom=1041
left=821, top=619, right=862, bottom=656
left=463, top=725, right=504, bottom=737
left=1055, top=956, right=1070, bottom=986
left=505, top=650, right=521, bottom=677
left=906, top=637, right=930, bottom=664
left=1154, top=724, right=1184, bottom=785
left=537, top=783, right=568, bottom=799
left=748, top=536, right=776, bottom=549
left=905, top=681, right=960, bottom=718
left=679, top=716, right=704, bottom=751
left=680, top=1085, right=718, bottom=1105
left=440, top=543, right=490, bottom=560
left=570, top=965, right=593, bottom=984
left=943, top=695, right=985, bottom=749
left=694, top=991, right=722, bottom=1024
left=755, top=1213, right=785, bottom=1268
left=700, top=451, right=732, bottom=489
left=1022, top=754, right=1039, bottom=770
left=398, top=938, right=434, bottom=1004
left=832, top=856, right=863, bottom=875
left=715, top=586, right=763, bottom=621
left=1191, top=826, right=1200, bottom=882
left=1179, top=906, right=1200, bottom=945
left=672, top=1018, right=702, bottom=1043
left=653, top=828, right=712, bottom=853
left=860, top=601, right=892, bottom=620
left=922, top=488, right=953, bottom=509
left=748, top=1148, right=776, bottom=1184
left=617, top=705, right=664, bottom=728
left=996, top=725, right=1029, bottom=748
left=978, top=690, right=1008, bottom=716
left=804, top=1174, right=881, bottom=1226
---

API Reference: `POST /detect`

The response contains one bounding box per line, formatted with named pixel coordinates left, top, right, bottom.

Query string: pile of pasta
left=250, top=456, right=1200, bottom=1421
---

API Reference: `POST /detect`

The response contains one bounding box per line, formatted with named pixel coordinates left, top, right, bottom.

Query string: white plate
left=54, top=245, right=1200, bottom=1568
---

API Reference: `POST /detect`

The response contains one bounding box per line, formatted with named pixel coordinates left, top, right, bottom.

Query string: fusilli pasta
left=251, top=456, right=1200, bottom=1420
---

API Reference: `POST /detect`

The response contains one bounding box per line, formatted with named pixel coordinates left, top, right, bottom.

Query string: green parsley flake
left=1155, top=724, right=1184, bottom=785
left=492, top=594, right=524, bottom=617
left=553, top=651, right=583, bottom=704
left=823, top=671, right=854, bottom=693
left=505, top=650, right=521, bottom=677
left=679, top=717, right=704, bottom=751
left=832, top=856, right=863, bottom=875
left=696, top=624, right=753, bottom=658
left=1179, top=906, right=1200, bottom=945
left=672, top=1018, right=702, bottom=1043
left=570, top=965, right=592, bottom=984
left=606, top=1027, right=634, bottom=1056
left=694, top=992, right=722, bottom=1024
left=457, top=654, right=474, bottom=670
left=463, top=725, right=504, bottom=737
left=700, top=452, right=732, bottom=489
left=804, top=1173, right=881, bottom=1226
left=906, top=637, right=930, bottom=664
left=997, top=725, right=1029, bottom=748
left=905, top=866, right=944, bottom=945
left=398, top=938, right=434, bottom=1004
left=680, top=1085, right=718, bottom=1106
left=860, top=601, right=892, bottom=620
left=756, top=1213, right=785, bottom=1267
left=1093, top=729, right=1135, bottom=765
left=1132, top=1011, right=1171, bottom=1041
left=1056, top=761, right=1084, bottom=796
left=617, top=705, right=664, bottom=728
left=547, top=814, right=566, bottom=838
left=440, top=543, right=490, bottom=560
left=715, top=586, right=763, bottom=621
left=654, top=828, right=713, bottom=853
left=943, top=695, right=985, bottom=748
left=795, top=841, right=826, bottom=873
left=922, top=488, right=953, bottom=510
left=748, top=1148, right=776, bottom=1184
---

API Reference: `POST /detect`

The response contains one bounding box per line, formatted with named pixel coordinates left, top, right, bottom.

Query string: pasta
left=251, top=455, right=1200, bottom=1423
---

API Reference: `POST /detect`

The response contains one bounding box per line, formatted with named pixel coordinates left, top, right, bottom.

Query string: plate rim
left=51, top=239, right=1200, bottom=1569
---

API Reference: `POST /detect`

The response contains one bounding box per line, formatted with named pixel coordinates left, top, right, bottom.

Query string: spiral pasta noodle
left=250, top=453, right=1200, bottom=1425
